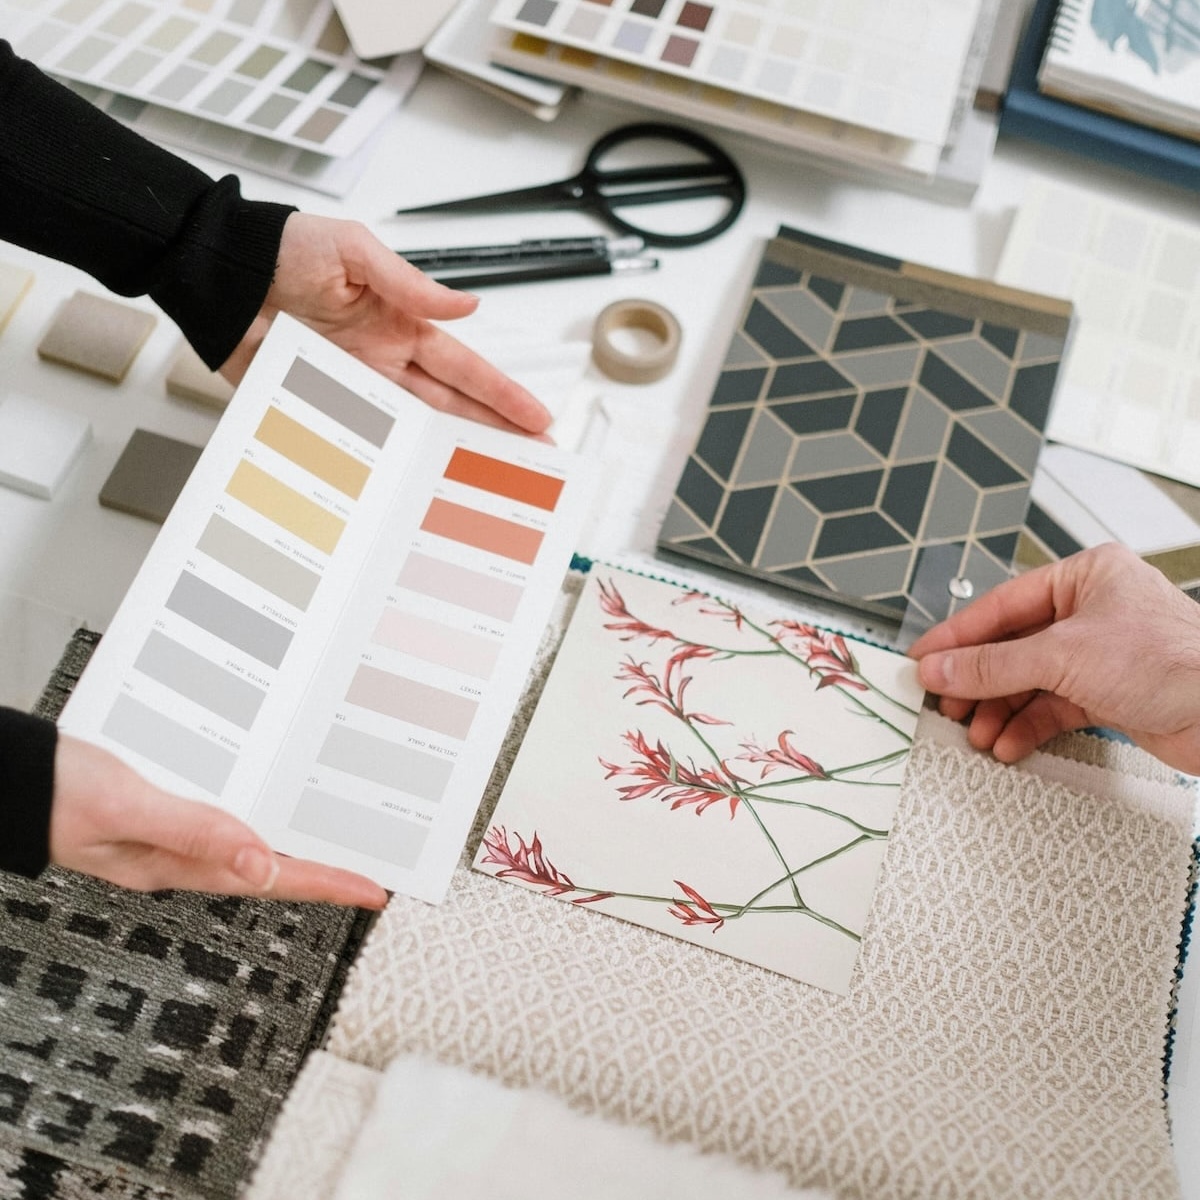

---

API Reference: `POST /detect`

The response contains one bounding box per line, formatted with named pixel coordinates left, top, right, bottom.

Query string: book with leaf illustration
left=1039, top=0, right=1200, bottom=141
left=473, top=566, right=923, bottom=996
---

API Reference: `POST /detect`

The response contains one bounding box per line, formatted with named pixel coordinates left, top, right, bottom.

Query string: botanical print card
left=474, top=567, right=922, bottom=995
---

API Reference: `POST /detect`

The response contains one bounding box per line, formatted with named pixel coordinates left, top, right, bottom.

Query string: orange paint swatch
left=443, top=447, right=564, bottom=511
left=421, top=498, right=543, bottom=565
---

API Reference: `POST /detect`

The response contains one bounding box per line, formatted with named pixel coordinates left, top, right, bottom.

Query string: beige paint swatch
left=0, top=261, right=34, bottom=333
left=100, top=429, right=203, bottom=523
left=38, top=291, right=157, bottom=382
left=165, top=342, right=236, bottom=410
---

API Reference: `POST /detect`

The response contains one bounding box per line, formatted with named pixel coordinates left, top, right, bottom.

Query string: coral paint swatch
left=475, top=567, right=922, bottom=995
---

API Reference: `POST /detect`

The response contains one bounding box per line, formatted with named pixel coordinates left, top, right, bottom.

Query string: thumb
left=917, top=633, right=1053, bottom=701
left=366, top=241, right=479, bottom=322
left=124, top=788, right=279, bottom=890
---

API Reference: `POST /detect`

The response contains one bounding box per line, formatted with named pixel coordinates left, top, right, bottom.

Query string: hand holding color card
left=60, top=314, right=597, bottom=902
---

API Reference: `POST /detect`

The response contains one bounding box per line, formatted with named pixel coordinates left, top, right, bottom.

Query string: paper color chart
left=2, top=0, right=416, bottom=158
left=996, top=181, right=1200, bottom=490
left=60, top=314, right=596, bottom=901
left=489, top=0, right=980, bottom=145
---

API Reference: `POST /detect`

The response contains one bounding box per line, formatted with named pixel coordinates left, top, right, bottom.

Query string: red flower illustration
left=598, top=577, right=678, bottom=644
left=615, top=654, right=728, bottom=726
left=738, top=731, right=830, bottom=780
left=667, top=880, right=725, bottom=932
left=480, top=826, right=576, bottom=896
left=770, top=622, right=868, bottom=692
left=671, top=589, right=746, bottom=631
left=600, top=730, right=741, bottom=817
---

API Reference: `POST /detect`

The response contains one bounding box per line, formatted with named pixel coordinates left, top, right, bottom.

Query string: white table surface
left=0, top=62, right=1196, bottom=1192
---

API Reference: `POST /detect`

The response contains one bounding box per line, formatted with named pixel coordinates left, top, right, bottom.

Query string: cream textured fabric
left=326, top=709, right=1195, bottom=1200
left=331, top=1055, right=829, bottom=1200
left=244, top=1052, right=379, bottom=1200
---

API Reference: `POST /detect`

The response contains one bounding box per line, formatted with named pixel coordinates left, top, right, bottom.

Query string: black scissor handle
left=579, top=122, right=746, bottom=248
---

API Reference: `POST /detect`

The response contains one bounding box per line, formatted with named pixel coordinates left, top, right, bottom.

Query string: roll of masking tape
left=592, top=299, right=682, bottom=385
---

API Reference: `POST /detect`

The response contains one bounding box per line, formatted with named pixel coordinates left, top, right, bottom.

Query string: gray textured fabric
left=0, top=629, right=373, bottom=1200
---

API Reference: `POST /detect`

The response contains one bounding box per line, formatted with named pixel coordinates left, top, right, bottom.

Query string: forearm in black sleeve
left=0, top=707, right=57, bottom=879
left=0, top=39, right=295, bottom=369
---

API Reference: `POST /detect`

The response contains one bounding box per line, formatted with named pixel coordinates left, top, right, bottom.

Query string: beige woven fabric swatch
left=245, top=1052, right=379, bottom=1200
left=326, top=711, right=1194, bottom=1199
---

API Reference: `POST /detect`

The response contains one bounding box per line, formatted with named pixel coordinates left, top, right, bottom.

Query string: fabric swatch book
left=1039, top=0, right=1200, bottom=142
left=658, top=225, right=1073, bottom=627
left=475, top=566, right=923, bottom=996
left=58, top=314, right=597, bottom=902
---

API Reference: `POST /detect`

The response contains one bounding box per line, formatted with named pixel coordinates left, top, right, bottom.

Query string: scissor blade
left=396, top=179, right=577, bottom=216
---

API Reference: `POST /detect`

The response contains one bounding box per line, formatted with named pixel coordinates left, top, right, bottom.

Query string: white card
left=0, top=394, right=92, bottom=499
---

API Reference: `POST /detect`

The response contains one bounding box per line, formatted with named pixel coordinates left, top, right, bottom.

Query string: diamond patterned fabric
left=325, top=712, right=1192, bottom=1199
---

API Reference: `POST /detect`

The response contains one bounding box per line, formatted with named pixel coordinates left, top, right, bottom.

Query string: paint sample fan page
left=59, top=314, right=596, bottom=902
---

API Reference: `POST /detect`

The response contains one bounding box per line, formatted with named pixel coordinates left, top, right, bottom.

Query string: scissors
left=396, top=122, right=746, bottom=249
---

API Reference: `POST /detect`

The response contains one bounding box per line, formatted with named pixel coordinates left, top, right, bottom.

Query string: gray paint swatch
left=317, top=725, right=454, bottom=803
left=103, top=693, right=236, bottom=795
left=134, top=629, right=267, bottom=730
left=166, top=570, right=293, bottom=669
left=290, top=787, right=430, bottom=868
left=281, top=356, right=395, bottom=448
left=197, top=514, right=321, bottom=611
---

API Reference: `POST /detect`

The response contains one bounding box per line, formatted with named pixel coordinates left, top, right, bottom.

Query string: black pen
left=433, top=255, right=659, bottom=289
left=398, top=235, right=644, bottom=270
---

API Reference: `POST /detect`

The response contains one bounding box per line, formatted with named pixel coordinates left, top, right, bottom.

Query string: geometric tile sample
left=659, top=225, right=1073, bottom=625
left=0, top=259, right=34, bottom=333
left=165, top=341, right=235, bottom=411
left=37, top=291, right=157, bottom=383
left=99, top=429, right=203, bottom=523
left=0, top=393, right=92, bottom=499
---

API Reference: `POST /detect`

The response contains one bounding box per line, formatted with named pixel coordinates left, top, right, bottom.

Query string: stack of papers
left=484, top=0, right=1004, bottom=197
left=0, top=0, right=424, bottom=197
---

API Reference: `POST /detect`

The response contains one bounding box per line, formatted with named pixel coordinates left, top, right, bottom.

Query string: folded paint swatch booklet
left=59, top=314, right=597, bottom=903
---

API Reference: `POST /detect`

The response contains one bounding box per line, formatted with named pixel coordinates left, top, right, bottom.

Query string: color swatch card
left=476, top=566, right=922, bottom=994
left=490, top=0, right=981, bottom=146
left=658, top=226, right=1073, bottom=627
left=60, top=314, right=597, bottom=901
left=996, top=180, right=1200, bottom=489
left=4, top=0, right=419, bottom=159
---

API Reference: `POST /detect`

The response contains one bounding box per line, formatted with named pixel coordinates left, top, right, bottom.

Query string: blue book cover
left=1000, top=0, right=1200, bottom=189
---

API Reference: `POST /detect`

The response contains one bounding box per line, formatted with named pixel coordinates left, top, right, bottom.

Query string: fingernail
left=235, top=846, right=279, bottom=892
left=921, top=652, right=953, bottom=689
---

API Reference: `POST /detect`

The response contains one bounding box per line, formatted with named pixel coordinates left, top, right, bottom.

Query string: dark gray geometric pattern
left=659, top=227, right=1073, bottom=624
left=0, top=631, right=374, bottom=1200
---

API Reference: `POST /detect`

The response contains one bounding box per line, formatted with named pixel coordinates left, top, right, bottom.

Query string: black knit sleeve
left=0, top=707, right=57, bottom=879
left=0, top=39, right=295, bottom=369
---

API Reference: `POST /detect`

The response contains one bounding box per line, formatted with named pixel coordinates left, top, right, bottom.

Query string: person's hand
left=50, top=735, right=388, bottom=907
left=220, top=212, right=551, bottom=437
left=908, top=543, right=1200, bottom=774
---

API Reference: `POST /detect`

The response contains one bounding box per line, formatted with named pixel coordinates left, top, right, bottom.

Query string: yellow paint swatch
left=254, top=406, right=370, bottom=499
left=226, top=460, right=345, bottom=554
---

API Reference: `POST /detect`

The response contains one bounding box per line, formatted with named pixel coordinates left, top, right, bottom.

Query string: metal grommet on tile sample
left=592, top=299, right=682, bottom=384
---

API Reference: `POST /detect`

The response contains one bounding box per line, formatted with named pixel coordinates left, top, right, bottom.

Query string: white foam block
left=0, top=393, right=92, bottom=499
